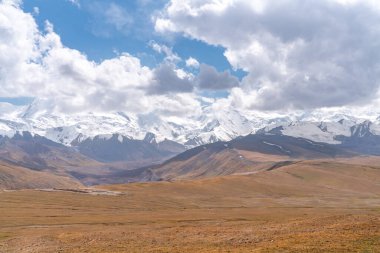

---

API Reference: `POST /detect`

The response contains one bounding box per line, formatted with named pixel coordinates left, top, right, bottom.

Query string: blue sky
left=24, top=0, right=163, bottom=64
left=22, top=0, right=243, bottom=74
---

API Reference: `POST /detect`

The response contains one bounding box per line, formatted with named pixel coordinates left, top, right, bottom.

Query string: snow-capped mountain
left=3, top=99, right=380, bottom=186
left=258, top=120, right=353, bottom=144
left=258, top=118, right=380, bottom=145
left=0, top=99, right=266, bottom=147
left=1, top=99, right=380, bottom=148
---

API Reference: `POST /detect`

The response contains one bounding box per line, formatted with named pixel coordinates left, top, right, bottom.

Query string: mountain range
left=2, top=99, right=380, bottom=147
left=2, top=99, right=380, bottom=186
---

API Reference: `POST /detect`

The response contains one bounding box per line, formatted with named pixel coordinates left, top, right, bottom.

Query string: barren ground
left=1, top=161, right=379, bottom=252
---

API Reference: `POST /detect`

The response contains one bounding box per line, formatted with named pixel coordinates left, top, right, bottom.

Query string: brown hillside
left=0, top=161, right=83, bottom=190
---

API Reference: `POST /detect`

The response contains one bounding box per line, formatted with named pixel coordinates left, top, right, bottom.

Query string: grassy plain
left=0, top=160, right=379, bottom=252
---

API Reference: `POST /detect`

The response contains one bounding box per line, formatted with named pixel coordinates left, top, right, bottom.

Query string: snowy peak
left=1, top=100, right=380, bottom=148
left=258, top=118, right=380, bottom=145
left=350, top=120, right=372, bottom=138
left=143, top=132, right=157, bottom=144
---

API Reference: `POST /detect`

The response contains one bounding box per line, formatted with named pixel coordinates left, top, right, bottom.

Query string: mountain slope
left=133, top=134, right=354, bottom=181
left=75, top=133, right=185, bottom=163
left=106, top=159, right=380, bottom=200
left=0, top=131, right=185, bottom=185
left=229, top=134, right=352, bottom=158
left=0, top=132, right=103, bottom=173
left=0, top=161, right=82, bottom=190
left=2, top=100, right=380, bottom=185
left=150, top=146, right=256, bottom=181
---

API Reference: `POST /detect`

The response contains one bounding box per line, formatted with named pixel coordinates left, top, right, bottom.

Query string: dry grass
left=0, top=162, right=82, bottom=190
left=1, top=160, right=380, bottom=252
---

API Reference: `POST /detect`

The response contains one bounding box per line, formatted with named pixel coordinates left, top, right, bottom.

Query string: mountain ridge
left=2, top=100, right=380, bottom=186
left=2, top=99, right=380, bottom=149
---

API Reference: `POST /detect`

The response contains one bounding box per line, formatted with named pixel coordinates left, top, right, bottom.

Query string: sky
left=1, top=0, right=380, bottom=118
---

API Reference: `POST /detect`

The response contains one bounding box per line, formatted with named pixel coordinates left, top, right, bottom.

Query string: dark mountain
left=0, top=132, right=130, bottom=185
left=126, top=126, right=380, bottom=182
left=2, top=126, right=379, bottom=185
left=0, top=131, right=70, bottom=171
left=74, top=133, right=186, bottom=163
left=229, top=134, right=353, bottom=158
left=0, top=131, right=186, bottom=185
left=0, top=130, right=189, bottom=186
left=124, top=134, right=355, bottom=182
left=335, top=121, right=380, bottom=155
left=166, top=133, right=352, bottom=163
left=350, top=120, right=372, bottom=138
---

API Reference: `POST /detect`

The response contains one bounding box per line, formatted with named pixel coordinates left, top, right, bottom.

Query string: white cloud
left=152, top=93, right=202, bottom=117
left=32, top=6, right=39, bottom=15
left=149, top=40, right=181, bottom=63
left=0, top=1, right=41, bottom=96
left=1, top=0, right=21, bottom=5
left=185, top=57, right=199, bottom=68
left=0, top=1, right=202, bottom=117
left=3, top=0, right=380, bottom=122
left=156, top=0, right=380, bottom=111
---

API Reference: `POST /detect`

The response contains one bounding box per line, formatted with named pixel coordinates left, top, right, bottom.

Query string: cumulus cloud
left=155, top=0, right=380, bottom=110
left=197, top=64, right=239, bottom=90
left=185, top=57, right=199, bottom=68
left=0, top=1, right=203, bottom=116
left=151, top=93, right=202, bottom=117
left=4, top=0, right=380, bottom=121
left=149, top=63, right=193, bottom=94
left=0, top=0, right=41, bottom=96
